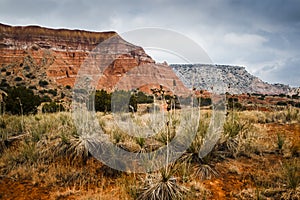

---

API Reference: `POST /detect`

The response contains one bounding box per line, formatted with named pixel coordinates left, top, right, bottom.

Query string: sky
left=0, top=0, right=299, bottom=87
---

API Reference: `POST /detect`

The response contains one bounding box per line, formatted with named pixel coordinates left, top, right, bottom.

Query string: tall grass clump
left=284, top=107, right=299, bottom=122
left=219, top=113, right=253, bottom=158
left=36, top=112, right=93, bottom=165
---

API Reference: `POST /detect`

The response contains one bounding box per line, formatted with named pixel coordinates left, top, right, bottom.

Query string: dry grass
left=0, top=108, right=299, bottom=199
left=239, top=107, right=300, bottom=124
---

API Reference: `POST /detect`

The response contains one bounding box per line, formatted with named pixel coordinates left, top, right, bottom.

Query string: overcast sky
left=1, top=0, right=299, bottom=87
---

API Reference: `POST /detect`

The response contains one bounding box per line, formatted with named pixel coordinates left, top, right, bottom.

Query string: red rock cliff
left=0, top=23, right=189, bottom=97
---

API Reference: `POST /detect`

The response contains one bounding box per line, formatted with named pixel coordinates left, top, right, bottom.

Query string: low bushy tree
left=4, top=86, right=41, bottom=115
left=94, top=90, right=111, bottom=112
left=111, top=90, right=137, bottom=113
left=42, top=102, right=65, bottom=113
left=136, top=91, right=153, bottom=104
left=198, top=97, right=212, bottom=107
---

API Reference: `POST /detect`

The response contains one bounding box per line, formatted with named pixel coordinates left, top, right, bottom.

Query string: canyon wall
left=0, top=23, right=189, bottom=101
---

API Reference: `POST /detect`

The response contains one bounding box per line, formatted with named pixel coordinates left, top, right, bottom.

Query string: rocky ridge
left=171, top=64, right=293, bottom=95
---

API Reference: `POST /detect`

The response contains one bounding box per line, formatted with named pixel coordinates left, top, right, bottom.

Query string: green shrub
left=94, top=89, right=111, bottom=112
left=136, top=91, right=154, bottom=104
left=198, top=97, right=212, bottom=107
left=42, top=102, right=65, bottom=113
left=39, top=89, right=47, bottom=95
left=279, top=93, right=287, bottom=98
left=111, top=90, right=130, bottom=112
left=16, top=82, right=25, bottom=87
left=129, top=93, right=137, bottom=112
left=41, top=95, right=51, bottom=102
left=47, top=89, right=57, bottom=96
left=25, top=73, right=34, bottom=78
left=4, top=86, right=41, bottom=115
left=0, top=81, right=9, bottom=88
left=61, top=92, right=65, bottom=99
left=28, top=85, right=37, bottom=90
left=39, top=80, right=49, bottom=87
left=14, top=77, right=23, bottom=82
left=111, top=90, right=137, bottom=113
left=277, top=101, right=288, bottom=106
left=294, top=103, right=300, bottom=108
left=23, top=65, right=30, bottom=71
left=227, top=97, right=243, bottom=110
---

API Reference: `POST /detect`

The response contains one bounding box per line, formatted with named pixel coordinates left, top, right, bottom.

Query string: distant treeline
left=0, top=86, right=155, bottom=115
left=0, top=86, right=65, bottom=115
left=94, top=90, right=154, bottom=112
left=1, top=86, right=299, bottom=115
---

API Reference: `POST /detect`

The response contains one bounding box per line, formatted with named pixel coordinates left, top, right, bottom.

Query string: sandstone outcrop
left=0, top=23, right=189, bottom=101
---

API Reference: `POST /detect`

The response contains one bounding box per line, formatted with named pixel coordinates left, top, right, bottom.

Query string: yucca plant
left=155, top=128, right=176, bottom=146
left=276, top=133, right=285, bottom=154
left=179, top=118, right=219, bottom=180
left=219, top=114, right=251, bottom=158
left=135, top=137, right=146, bottom=153
left=66, top=131, right=90, bottom=164
left=281, top=159, right=300, bottom=199
left=283, top=159, right=300, bottom=190
left=112, top=128, right=125, bottom=144
left=138, top=164, right=188, bottom=200
left=182, top=151, right=219, bottom=181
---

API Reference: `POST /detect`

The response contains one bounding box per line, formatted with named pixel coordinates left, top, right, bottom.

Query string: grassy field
left=0, top=108, right=299, bottom=199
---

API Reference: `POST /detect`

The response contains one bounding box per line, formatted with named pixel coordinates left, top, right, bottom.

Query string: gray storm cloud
left=0, top=0, right=299, bottom=86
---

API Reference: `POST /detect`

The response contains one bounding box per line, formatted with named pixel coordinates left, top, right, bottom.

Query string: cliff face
left=171, top=64, right=291, bottom=95
left=0, top=23, right=188, bottom=100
